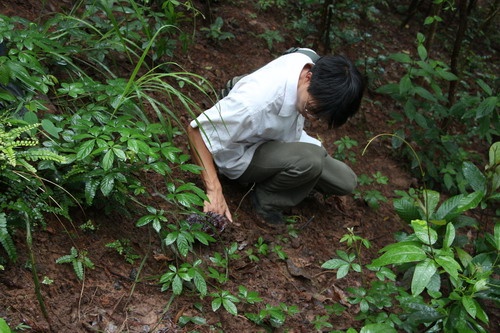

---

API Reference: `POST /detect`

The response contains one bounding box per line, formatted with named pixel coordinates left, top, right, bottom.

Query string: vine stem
left=25, top=215, right=51, bottom=328
left=362, top=133, right=435, bottom=254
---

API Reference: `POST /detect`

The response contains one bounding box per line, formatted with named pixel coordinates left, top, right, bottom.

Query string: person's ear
left=306, top=70, right=313, bottom=82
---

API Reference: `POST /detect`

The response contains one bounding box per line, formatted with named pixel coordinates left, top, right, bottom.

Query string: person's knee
left=337, top=168, right=357, bottom=195
left=293, top=145, right=325, bottom=176
left=342, top=169, right=358, bottom=195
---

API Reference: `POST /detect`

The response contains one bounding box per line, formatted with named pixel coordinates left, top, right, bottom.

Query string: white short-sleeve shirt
left=190, top=51, right=321, bottom=179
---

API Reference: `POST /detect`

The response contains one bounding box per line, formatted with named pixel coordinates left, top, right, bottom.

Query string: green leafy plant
left=333, top=136, right=358, bottom=163
left=370, top=187, right=498, bottom=332
left=245, top=302, right=299, bottom=329
left=271, top=245, right=288, bottom=260
left=312, top=315, right=333, bottom=330
left=376, top=33, right=499, bottom=192
left=201, top=17, right=235, bottom=42
left=56, top=246, right=95, bottom=281
left=0, top=318, right=12, bottom=333
left=322, top=228, right=371, bottom=279
left=256, top=0, right=286, bottom=11
left=162, top=220, right=216, bottom=257
left=258, top=29, right=284, bottom=51
left=0, top=213, right=16, bottom=262
left=210, top=290, right=240, bottom=315
left=237, top=285, right=263, bottom=304
left=159, top=259, right=207, bottom=296
left=354, top=172, right=389, bottom=210
left=105, top=239, right=140, bottom=264
left=462, top=142, right=500, bottom=211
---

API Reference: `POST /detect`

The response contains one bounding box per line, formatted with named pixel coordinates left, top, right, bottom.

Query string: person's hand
left=205, top=188, right=233, bottom=223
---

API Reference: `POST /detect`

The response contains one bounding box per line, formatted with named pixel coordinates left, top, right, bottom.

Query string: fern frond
left=0, top=213, right=17, bottom=261
left=0, top=123, right=40, bottom=141
left=73, top=260, right=84, bottom=280
left=63, top=165, right=87, bottom=179
left=17, top=148, right=67, bottom=164
left=0, top=122, right=41, bottom=169
left=14, top=159, right=37, bottom=173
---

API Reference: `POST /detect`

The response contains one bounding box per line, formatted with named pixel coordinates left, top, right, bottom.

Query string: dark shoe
left=251, top=192, right=285, bottom=225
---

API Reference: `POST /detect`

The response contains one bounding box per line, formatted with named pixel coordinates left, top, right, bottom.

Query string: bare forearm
left=186, top=125, right=222, bottom=192
left=186, top=124, right=233, bottom=222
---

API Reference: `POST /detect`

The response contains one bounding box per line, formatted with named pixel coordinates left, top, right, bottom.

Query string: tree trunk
left=448, top=0, right=469, bottom=107
left=318, top=0, right=334, bottom=53
left=401, top=0, right=425, bottom=28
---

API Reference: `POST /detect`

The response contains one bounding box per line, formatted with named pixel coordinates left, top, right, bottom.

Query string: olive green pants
left=237, top=142, right=357, bottom=212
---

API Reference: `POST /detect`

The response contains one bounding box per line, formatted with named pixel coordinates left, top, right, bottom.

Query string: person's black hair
left=308, top=55, right=365, bottom=128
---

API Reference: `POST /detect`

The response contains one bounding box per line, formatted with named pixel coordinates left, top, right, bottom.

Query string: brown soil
left=0, top=1, right=496, bottom=332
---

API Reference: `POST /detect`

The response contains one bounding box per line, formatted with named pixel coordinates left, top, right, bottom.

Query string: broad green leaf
left=475, top=96, right=497, bottom=118
left=399, top=74, right=412, bottom=95
left=321, top=258, right=346, bottom=270
left=337, top=264, right=350, bottom=279
left=136, top=215, right=153, bottom=227
left=222, top=298, right=238, bottom=315
left=435, top=255, right=461, bottom=280
left=393, top=197, right=420, bottom=222
left=434, top=194, right=463, bottom=220
left=477, top=79, right=493, bottom=95
left=76, top=139, right=95, bottom=160
left=100, top=173, right=115, bottom=196
left=414, top=86, right=436, bottom=102
left=0, top=318, right=12, bottom=333
left=462, top=161, right=486, bottom=193
left=489, top=142, right=500, bottom=165
left=360, top=323, right=397, bottom=333
left=403, top=301, right=444, bottom=324
left=461, top=296, right=476, bottom=318
left=414, top=112, right=428, bottom=129
left=454, top=247, right=473, bottom=268
left=212, top=297, right=222, bottom=312
left=375, top=83, right=399, bottom=96
left=389, top=53, right=412, bottom=63
left=112, top=147, right=126, bottom=161
left=172, top=275, right=183, bottom=295
left=412, top=219, right=437, bottom=245
left=152, top=219, right=161, bottom=233
left=404, top=100, right=417, bottom=121
left=102, top=149, right=114, bottom=170
left=417, top=45, right=427, bottom=60
left=41, top=119, right=62, bottom=138
left=372, top=244, right=427, bottom=266
left=436, top=68, right=458, bottom=81
left=176, top=233, right=190, bottom=257
left=422, top=190, right=440, bottom=218
left=194, top=272, right=207, bottom=296
left=416, top=60, right=435, bottom=75
left=473, top=298, right=489, bottom=324
left=473, top=279, right=489, bottom=293
left=457, top=192, right=483, bottom=212
left=442, top=223, right=456, bottom=249
left=84, top=178, right=99, bottom=205
left=411, top=259, right=437, bottom=296
left=164, top=231, right=178, bottom=245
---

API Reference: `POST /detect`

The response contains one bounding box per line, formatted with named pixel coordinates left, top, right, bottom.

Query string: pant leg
left=314, top=155, right=357, bottom=195
left=237, top=142, right=325, bottom=211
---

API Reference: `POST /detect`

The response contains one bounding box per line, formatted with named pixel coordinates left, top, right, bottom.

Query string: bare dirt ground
left=0, top=1, right=497, bottom=332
